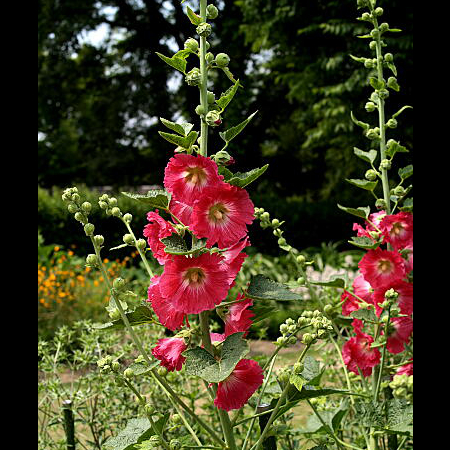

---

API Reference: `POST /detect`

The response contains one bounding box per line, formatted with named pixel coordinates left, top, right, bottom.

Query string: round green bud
left=111, top=361, right=120, bottom=372
left=324, top=304, right=333, bottom=314
left=386, top=118, right=398, bottom=129
left=301, top=333, right=314, bottom=345
left=374, top=7, right=384, bottom=16
left=171, top=414, right=182, bottom=425
left=207, top=91, right=215, bottom=104
left=277, top=369, right=290, bottom=384
left=109, top=197, right=118, bottom=206
left=378, top=89, right=390, bottom=99
left=379, top=22, right=389, bottom=33
left=206, top=4, right=219, bottom=19
left=123, top=213, right=132, bottom=223
left=71, top=193, right=80, bottom=203
left=195, top=104, right=206, bottom=116
left=123, top=234, right=134, bottom=245
left=365, top=101, right=376, bottom=112
left=74, top=212, right=87, bottom=223
left=288, top=336, right=297, bottom=345
left=393, top=186, right=405, bottom=196
left=277, top=237, right=287, bottom=247
left=280, top=324, right=289, bottom=334
left=365, top=128, right=380, bottom=140
left=365, top=169, right=378, bottom=181
left=384, top=53, right=394, bottom=62
left=205, top=110, right=222, bottom=126
left=205, top=40, right=211, bottom=50
left=370, top=29, right=380, bottom=39
left=379, top=159, right=392, bottom=170
left=170, top=439, right=182, bottom=450
left=205, top=52, right=215, bottom=64
left=67, top=203, right=78, bottom=214
left=98, top=200, right=108, bottom=210
left=296, top=255, right=306, bottom=265
left=84, top=223, right=95, bottom=236
left=149, top=435, right=162, bottom=445
left=113, top=277, right=126, bottom=291
left=86, top=254, right=98, bottom=266
left=184, top=38, right=199, bottom=52
left=81, top=201, right=92, bottom=213
left=271, top=218, right=280, bottom=227
left=212, top=150, right=233, bottom=166
left=261, top=211, right=270, bottom=221
left=361, top=12, right=371, bottom=21
left=369, top=40, right=377, bottom=51
left=375, top=198, right=387, bottom=210
left=185, top=68, right=202, bottom=86
left=364, top=59, right=374, bottom=69
left=196, top=22, right=212, bottom=37
left=109, top=308, right=121, bottom=320
left=293, top=362, right=304, bottom=374
left=297, top=277, right=305, bottom=285
left=136, top=239, right=147, bottom=250
left=123, top=368, right=135, bottom=379
left=111, top=207, right=121, bottom=217
left=144, top=403, right=156, bottom=415
left=94, top=235, right=104, bottom=246
left=100, top=364, right=111, bottom=373
left=215, top=53, right=230, bottom=68
left=157, top=366, right=168, bottom=377
left=273, top=228, right=283, bottom=237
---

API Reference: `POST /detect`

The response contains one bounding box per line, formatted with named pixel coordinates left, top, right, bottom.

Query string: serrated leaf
left=94, top=305, right=155, bottom=331
left=218, top=164, right=269, bottom=189
left=160, top=118, right=194, bottom=136
left=301, top=356, right=323, bottom=386
left=250, top=304, right=278, bottom=325
left=127, top=360, right=160, bottom=376
left=245, top=274, right=303, bottom=302
left=398, top=165, right=413, bottom=180
left=346, top=178, right=378, bottom=191
left=310, top=276, right=347, bottom=289
left=184, top=332, right=249, bottom=383
left=155, top=52, right=187, bottom=74
left=385, top=141, right=409, bottom=158
left=353, top=147, right=377, bottom=164
left=121, top=190, right=171, bottom=210
left=219, top=111, right=258, bottom=143
left=369, top=77, right=385, bottom=90
left=216, top=79, right=240, bottom=111
left=158, top=130, right=198, bottom=149
left=348, top=236, right=380, bottom=250
left=290, top=373, right=305, bottom=392
left=103, top=418, right=154, bottom=450
left=161, top=234, right=208, bottom=256
left=350, top=308, right=377, bottom=322
left=337, top=204, right=371, bottom=219
left=186, top=6, right=202, bottom=25
left=399, top=197, right=413, bottom=212
left=385, top=399, right=413, bottom=434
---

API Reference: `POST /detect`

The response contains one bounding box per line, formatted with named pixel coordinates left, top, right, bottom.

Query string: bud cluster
left=389, top=374, right=413, bottom=401
left=297, top=310, right=334, bottom=344
left=98, top=193, right=122, bottom=218
left=62, top=187, right=96, bottom=234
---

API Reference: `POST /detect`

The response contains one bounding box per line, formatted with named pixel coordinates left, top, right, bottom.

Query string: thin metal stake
left=62, top=399, right=76, bottom=450
left=257, top=403, right=277, bottom=450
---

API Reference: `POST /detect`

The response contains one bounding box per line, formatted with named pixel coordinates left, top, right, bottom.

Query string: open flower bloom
left=152, top=338, right=187, bottom=372
left=159, top=253, right=232, bottom=314
left=143, top=211, right=176, bottom=265
left=396, top=359, right=413, bottom=376
left=224, top=295, right=254, bottom=338
left=373, top=280, right=413, bottom=316
left=385, top=316, right=413, bottom=354
left=214, top=359, right=264, bottom=411
left=220, top=237, right=250, bottom=286
left=341, top=274, right=374, bottom=316
left=379, top=211, right=413, bottom=250
left=191, top=183, right=254, bottom=249
left=164, top=154, right=223, bottom=205
left=353, top=211, right=387, bottom=239
left=402, top=244, right=413, bottom=273
left=147, top=275, right=186, bottom=331
left=169, top=196, right=193, bottom=227
left=342, top=320, right=381, bottom=377
left=358, top=248, right=406, bottom=290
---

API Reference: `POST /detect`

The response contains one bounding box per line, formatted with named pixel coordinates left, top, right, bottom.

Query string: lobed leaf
left=159, top=117, right=194, bottom=136
left=245, top=274, right=303, bottom=302
left=121, top=189, right=171, bottom=210
left=158, top=130, right=198, bottom=149
left=353, top=147, right=377, bottom=164
left=348, top=236, right=380, bottom=250
left=398, top=165, right=413, bottom=181
left=218, top=164, right=269, bottom=189
left=216, top=79, right=240, bottom=111
left=219, top=111, right=258, bottom=143
left=337, top=204, right=371, bottom=219
left=346, top=178, right=378, bottom=191
left=155, top=52, right=187, bottom=74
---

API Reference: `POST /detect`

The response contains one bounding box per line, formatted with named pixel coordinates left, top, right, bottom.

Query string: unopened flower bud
left=379, top=22, right=389, bottom=33
left=205, top=52, right=214, bottom=64
left=84, top=223, right=95, bottom=236
left=215, top=53, right=230, bottom=68
left=293, top=362, right=304, bottom=374
left=205, top=110, right=222, bottom=126
left=393, top=186, right=405, bottom=196
left=81, top=201, right=92, bottom=213
left=111, top=361, right=120, bottom=372
left=365, top=169, right=378, bottom=181
left=184, top=38, right=199, bottom=52
left=361, top=12, right=371, bottom=21
left=302, top=333, right=314, bottom=345
left=149, top=435, right=162, bottom=445
left=123, top=234, right=134, bottom=245
left=136, top=238, right=147, bottom=250
left=144, top=403, right=155, bottom=415
left=74, top=212, right=87, bottom=223
left=375, top=198, right=387, bottom=210
left=386, top=118, right=397, bottom=128
left=384, top=53, right=393, bottom=62
left=123, top=213, right=132, bottom=223
left=111, top=207, right=121, bottom=217
left=170, top=439, right=182, bottom=450
left=288, top=336, right=297, bottom=345
left=195, top=104, right=206, bottom=116
left=94, top=235, right=104, bottom=246
left=206, top=4, right=219, bottom=19
left=98, top=200, right=108, bottom=209
left=296, top=255, right=306, bottom=265
left=277, top=237, right=287, bottom=247
left=109, top=197, right=118, bottom=206
left=324, top=304, right=333, bottom=314
left=207, top=91, right=215, bottom=104
left=212, top=150, right=233, bottom=166
left=123, top=368, right=135, bottom=379
left=365, top=101, right=376, bottom=112
left=157, top=366, right=168, bottom=377
left=379, top=159, right=391, bottom=170
left=196, top=22, right=212, bottom=37
left=365, top=128, right=380, bottom=140
left=369, top=40, right=377, bottom=51
left=261, top=212, right=270, bottom=221
left=374, top=7, right=384, bottom=16
left=71, top=193, right=80, bottom=202
left=86, top=254, right=98, bottom=267
left=185, top=68, right=202, bottom=86
left=113, top=277, right=126, bottom=291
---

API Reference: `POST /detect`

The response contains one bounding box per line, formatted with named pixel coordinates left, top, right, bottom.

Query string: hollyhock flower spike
left=359, top=248, right=406, bottom=290
left=373, top=280, right=413, bottom=316
left=214, top=359, right=264, bottom=411
left=152, top=337, right=187, bottom=372
left=159, top=253, right=232, bottom=315
left=342, top=319, right=381, bottom=377
left=147, top=275, right=186, bottom=331
left=164, top=153, right=224, bottom=205
left=379, top=211, right=413, bottom=250
left=143, top=210, right=176, bottom=265
left=191, top=183, right=255, bottom=248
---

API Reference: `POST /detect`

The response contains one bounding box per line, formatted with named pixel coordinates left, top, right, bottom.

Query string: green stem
left=199, top=0, right=209, bottom=157
left=123, top=220, right=154, bottom=279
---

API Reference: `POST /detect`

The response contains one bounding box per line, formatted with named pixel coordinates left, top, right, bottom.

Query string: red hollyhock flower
left=341, top=291, right=361, bottom=316
left=143, top=211, right=176, bottom=265
left=402, top=244, right=413, bottom=273
left=159, top=253, right=232, bottom=314
left=152, top=338, right=187, bottom=372
left=385, top=316, right=413, bottom=354
left=396, top=359, right=413, bottom=376
left=164, top=154, right=223, bottom=205
left=220, top=237, right=250, bottom=286
left=224, top=295, right=254, bottom=338
left=191, top=183, right=255, bottom=248
left=342, top=320, right=381, bottom=377
left=353, top=211, right=387, bottom=239
left=341, top=274, right=374, bottom=316
left=214, top=359, right=264, bottom=411
left=373, top=280, right=413, bottom=316
left=210, top=332, right=226, bottom=344
left=379, top=211, right=413, bottom=250
left=147, top=275, right=186, bottom=331
left=358, top=248, right=406, bottom=289
left=169, top=197, right=193, bottom=227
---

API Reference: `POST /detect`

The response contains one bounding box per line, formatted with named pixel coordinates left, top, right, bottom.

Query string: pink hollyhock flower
left=341, top=291, right=361, bottom=316
left=379, top=212, right=413, bottom=250
left=385, top=316, right=413, bottom=354
left=353, top=211, right=387, bottom=239
left=214, top=359, right=264, bottom=411
left=342, top=320, right=381, bottom=377
left=341, top=274, right=375, bottom=316
left=373, top=280, right=413, bottom=316
left=224, top=295, right=254, bottom=338
left=147, top=276, right=186, bottom=331
left=159, top=253, right=232, bottom=314
left=191, top=183, right=255, bottom=248
left=396, top=359, right=413, bottom=376
left=220, top=237, right=250, bottom=285
left=164, top=154, right=223, bottom=205
left=358, top=248, right=406, bottom=290
left=152, top=338, right=187, bottom=372
left=143, top=211, right=176, bottom=265
left=210, top=332, right=226, bottom=344
left=402, top=245, right=413, bottom=273
left=169, top=197, right=193, bottom=227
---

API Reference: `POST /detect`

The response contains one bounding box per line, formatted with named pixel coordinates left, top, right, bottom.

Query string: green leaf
left=219, top=111, right=258, bottom=143
left=346, top=178, right=378, bottom=191
left=186, top=6, right=202, bottom=25
left=94, top=305, right=155, bottom=331
left=222, top=67, right=240, bottom=85
left=300, top=356, right=323, bottom=386
left=155, top=52, right=187, bottom=74
left=161, top=234, right=208, bottom=256
left=350, top=308, right=378, bottom=322
left=337, top=204, right=371, bottom=219
left=121, top=190, right=171, bottom=210
left=350, top=111, right=370, bottom=130
left=250, top=304, right=278, bottom=325
left=386, top=62, right=397, bottom=76
left=398, top=165, right=413, bottom=181
left=216, top=79, right=240, bottom=111
left=127, top=360, right=160, bottom=377
left=385, top=399, right=413, bottom=435
left=399, top=197, right=413, bottom=212
left=158, top=130, right=198, bottom=149
left=353, top=147, right=377, bottom=164
left=310, top=276, right=347, bottom=289
left=392, top=105, right=413, bottom=119
left=109, top=243, right=129, bottom=251
left=348, top=236, right=380, bottom=250
left=369, top=77, right=385, bottom=90
left=245, top=274, right=303, bottom=302
left=218, top=164, right=269, bottom=189
left=290, top=373, right=305, bottom=392
left=160, top=118, right=194, bottom=136
left=103, top=418, right=155, bottom=450
left=385, top=141, right=409, bottom=158
left=184, top=332, right=249, bottom=383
